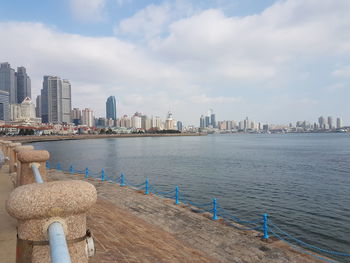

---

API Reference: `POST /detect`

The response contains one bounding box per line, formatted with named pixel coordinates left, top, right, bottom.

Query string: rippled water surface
left=33, top=133, right=350, bottom=262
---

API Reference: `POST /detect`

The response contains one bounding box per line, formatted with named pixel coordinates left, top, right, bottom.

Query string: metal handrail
left=48, top=222, right=72, bottom=263
left=30, top=163, right=72, bottom=263
left=31, top=163, right=44, bottom=183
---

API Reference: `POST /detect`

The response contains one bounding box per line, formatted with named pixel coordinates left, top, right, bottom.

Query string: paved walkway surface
left=0, top=165, right=17, bottom=263
left=49, top=170, right=325, bottom=263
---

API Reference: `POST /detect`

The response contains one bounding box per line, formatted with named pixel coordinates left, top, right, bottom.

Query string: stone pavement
left=0, top=165, right=17, bottom=263
left=49, top=170, right=325, bottom=263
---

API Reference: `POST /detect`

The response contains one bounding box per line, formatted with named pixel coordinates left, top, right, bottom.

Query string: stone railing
left=0, top=139, right=97, bottom=263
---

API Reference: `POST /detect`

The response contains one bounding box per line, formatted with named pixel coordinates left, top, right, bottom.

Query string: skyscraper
left=200, top=115, right=205, bottom=128
left=35, top=95, right=41, bottom=118
left=106, top=96, right=117, bottom=120
left=40, top=76, right=72, bottom=123
left=327, top=116, right=333, bottom=129
left=16, top=66, right=31, bottom=103
left=72, top=108, right=82, bottom=125
left=0, top=91, right=10, bottom=121
left=0, top=62, right=16, bottom=104
left=318, top=116, right=325, bottom=129
left=205, top=115, right=210, bottom=127
left=82, top=108, right=94, bottom=127
left=61, top=80, right=72, bottom=123
left=336, top=117, right=343, bottom=129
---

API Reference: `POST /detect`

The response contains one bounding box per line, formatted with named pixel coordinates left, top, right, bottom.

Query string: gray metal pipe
left=48, top=222, right=72, bottom=263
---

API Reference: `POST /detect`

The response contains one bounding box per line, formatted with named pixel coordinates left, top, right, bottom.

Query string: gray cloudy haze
left=0, top=0, right=349, bottom=125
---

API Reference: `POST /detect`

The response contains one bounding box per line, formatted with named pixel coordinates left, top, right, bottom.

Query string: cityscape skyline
left=0, top=1, right=349, bottom=126
left=0, top=61, right=348, bottom=130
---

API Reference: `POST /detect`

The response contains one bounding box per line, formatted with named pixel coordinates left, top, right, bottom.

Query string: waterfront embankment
left=48, top=169, right=325, bottom=263
left=1, top=133, right=205, bottom=143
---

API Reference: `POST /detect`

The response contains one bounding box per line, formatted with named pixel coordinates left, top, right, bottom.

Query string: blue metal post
left=212, top=198, right=218, bottom=220
left=145, top=178, right=149, bottom=195
left=120, top=173, right=125, bottom=186
left=85, top=167, right=89, bottom=178
left=46, top=160, right=50, bottom=169
left=263, top=213, right=269, bottom=239
left=69, top=165, right=74, bottom=174
left=56, top=162, right=61, bottom=171
left=101, top=168, right=105, bottom=181
left=175, top=186, right=180, bottom=205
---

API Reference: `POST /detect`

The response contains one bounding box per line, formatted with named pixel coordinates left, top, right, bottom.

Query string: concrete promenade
left=49, top=170, right=325, bottom=263
left=0, top=165, right=17, bottom=263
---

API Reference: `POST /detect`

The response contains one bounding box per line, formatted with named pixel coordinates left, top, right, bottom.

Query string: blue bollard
left=263, top=213, right=269, bottom=239
left=46, top=161, right=50, bottom=169
left=120, top=173, right=125, bottom=187
left=85, top=167, right=89, bottom=178
left=212, top=198, right=218, bottom=220
left=175, top=186, right=180, bottom=205
left=145, top=178, right=149, bottom=195
left=101, top=168, right=105, bottom=181
left=69, top=165, right=74, bottom=174
left=56, top=162, right=61, bottom=171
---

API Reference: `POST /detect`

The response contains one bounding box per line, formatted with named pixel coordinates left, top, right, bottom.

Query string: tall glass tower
left=106, top=96, right=117, bottom=120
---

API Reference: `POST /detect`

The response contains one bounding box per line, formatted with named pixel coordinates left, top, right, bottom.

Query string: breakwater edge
left=30, top=133, right=350, bottom=262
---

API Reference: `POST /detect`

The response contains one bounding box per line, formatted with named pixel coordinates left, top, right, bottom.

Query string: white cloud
left=115, top=1, right=196, bottom=39
left=332, top=66, right=350, bottom=78
left=190, top=95, right=243, bottom=104
left=2, top=0, right=350, bottom=125
left=69, top=0, right=107, bottom=22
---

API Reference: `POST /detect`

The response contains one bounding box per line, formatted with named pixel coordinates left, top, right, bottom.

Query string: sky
left=0, top=0, right=349, bottom=126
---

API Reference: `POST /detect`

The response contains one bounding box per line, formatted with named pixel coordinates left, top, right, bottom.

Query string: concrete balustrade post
left=6, top=180, right=97, bottom=263
left=17, top=150, right=50, bottom=186
left=14, top=146, right=35, bottom=187
left=3, top=141, right=12, bottom=164
left=9, top=143, right=21, bottom=173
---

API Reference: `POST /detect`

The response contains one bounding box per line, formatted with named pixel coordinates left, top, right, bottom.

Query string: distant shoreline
left=1, top=133, right=205, bottom=143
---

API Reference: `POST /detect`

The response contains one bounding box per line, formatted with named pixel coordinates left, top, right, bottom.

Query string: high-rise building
left=82, top=108, right=94, bottom=127
left=205, top=115, right=210, bottom=127
left=141, top=115, right=151, bottom=131
left=318, top=116, right=325, bottom=129
left=151, top=116, right=162, bottom=129
left=209, top=109, right=216, bottom=128
left=177, top=121, right=183, bottom=131
left=200, top=115, right=205, bottom=128
left=35, top=95, right=41, bottom=118
left=0, top=62, right=16, bottom=104
left=72, top=108, right=82, bottom=125
left=165, top=111, right=175, bottom=130
left=336, top=117, right=343, bottom=129
left=0, top=90, right=10, bottom=121
left=106, top=96, right=117, bottom=120
left=16, top=66, right=31, bottom=103
left=61, top=80, right=72, bottom=123
left=40, top=76, right=72, bottom=124
left=131, top=114, right=141, bottom=129
left=327, top=116, right=333, bottom=129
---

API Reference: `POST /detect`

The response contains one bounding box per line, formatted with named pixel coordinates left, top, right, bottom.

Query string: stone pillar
left=14, top=146, right=35, bottom=187
left=3, top=141, right=12, bottom=164
left=6, top=180, right=97, bottom=263
left=17, top=150, right=50, bottom=186
left=9, top=143, right=22, bottom=173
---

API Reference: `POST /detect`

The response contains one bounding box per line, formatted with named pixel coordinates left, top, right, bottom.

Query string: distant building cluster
left=0, top=62, right=32, bottom=122
left=0, top=61, right=347, bottom=135
left=199, top=111, right=346, bottom=134
left=292, top=116, right=344, bottom=132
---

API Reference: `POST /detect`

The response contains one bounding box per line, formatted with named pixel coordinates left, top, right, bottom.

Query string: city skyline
left=0, top=1, right=349, bottom=125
